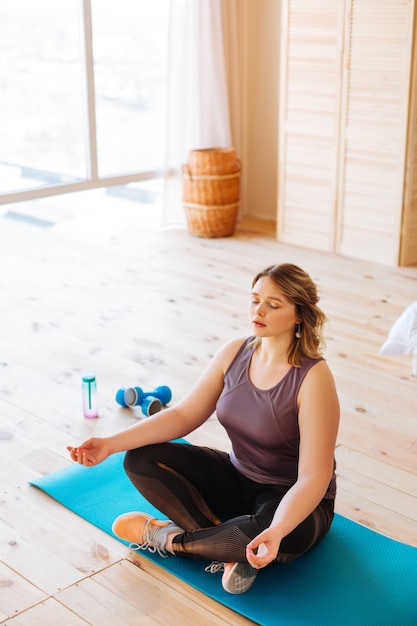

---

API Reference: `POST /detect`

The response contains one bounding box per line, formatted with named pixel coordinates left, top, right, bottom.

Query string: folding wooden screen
left=278, top=0, right=417, bottom=266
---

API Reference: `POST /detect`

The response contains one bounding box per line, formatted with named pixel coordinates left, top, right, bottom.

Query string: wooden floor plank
left=125, top=557, right=255, bottom=626
left=0, top=561, right=47, bottom=620
left=1, top=598, right=90, bottom=625
left=96, top=560, right=249, bottom=625
left=55, top=560, right=245, bottom=626
left=335, top=490, right=417, bottom=546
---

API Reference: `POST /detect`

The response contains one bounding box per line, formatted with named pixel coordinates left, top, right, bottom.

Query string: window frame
left=0, top=0, right=166, bottom=208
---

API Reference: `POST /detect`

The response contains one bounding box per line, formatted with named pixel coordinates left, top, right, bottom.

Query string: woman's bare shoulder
left=214, top=335, right=250, bottom=370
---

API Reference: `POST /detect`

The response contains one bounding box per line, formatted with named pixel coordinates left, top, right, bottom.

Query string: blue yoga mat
left=30, top=452, right=417, bottom=626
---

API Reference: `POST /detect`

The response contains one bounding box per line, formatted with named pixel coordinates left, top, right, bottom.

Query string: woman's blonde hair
left=251, top=263, right=327, bottom=367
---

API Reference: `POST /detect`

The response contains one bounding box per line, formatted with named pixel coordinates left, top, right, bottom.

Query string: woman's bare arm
left=246, top=360, right=340, bottom=567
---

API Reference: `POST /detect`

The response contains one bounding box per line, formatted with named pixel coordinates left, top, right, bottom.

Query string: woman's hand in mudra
left=245, top=528, right=281, bottom=569
left=67, top=437, right=112, bottom=466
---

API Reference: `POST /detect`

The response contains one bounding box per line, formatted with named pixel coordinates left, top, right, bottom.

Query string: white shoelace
left=204, top=560, right=224, bottom=574
left=129, top=517, right=169, bottom=558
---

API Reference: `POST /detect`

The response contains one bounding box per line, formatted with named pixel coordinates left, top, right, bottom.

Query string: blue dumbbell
left=115, top=385, right=172, bottom=416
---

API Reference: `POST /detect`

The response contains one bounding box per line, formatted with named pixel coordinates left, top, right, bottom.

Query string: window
left=0, top=0, right=169, bottom=201
left=92, top=1, right=169, bottom=176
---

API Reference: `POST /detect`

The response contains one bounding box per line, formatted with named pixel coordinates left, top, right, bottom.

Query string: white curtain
left=162, top=0, right=240, bottom=226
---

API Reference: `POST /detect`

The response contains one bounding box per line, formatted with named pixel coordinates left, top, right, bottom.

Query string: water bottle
left=82, top=373, right=99, bottom=418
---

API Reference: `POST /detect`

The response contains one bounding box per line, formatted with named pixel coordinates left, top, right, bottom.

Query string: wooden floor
left=1, top=190, right=416, bottom=625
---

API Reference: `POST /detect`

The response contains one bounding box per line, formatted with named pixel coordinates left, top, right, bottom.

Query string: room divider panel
left=278, top=0, right=417, bottom=267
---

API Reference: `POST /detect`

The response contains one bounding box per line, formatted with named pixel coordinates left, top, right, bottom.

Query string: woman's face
left=249, top=276, right=300, bottom=338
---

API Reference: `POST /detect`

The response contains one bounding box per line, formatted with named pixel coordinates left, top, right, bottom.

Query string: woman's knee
left=123, top=442, right=173, bottom=475
left=278, top=500, right=334, bottom=563
left=124, top=445, right=154, bottom=474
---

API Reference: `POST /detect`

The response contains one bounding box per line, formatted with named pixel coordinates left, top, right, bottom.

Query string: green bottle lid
left=82, top=373, right=96, bottom=383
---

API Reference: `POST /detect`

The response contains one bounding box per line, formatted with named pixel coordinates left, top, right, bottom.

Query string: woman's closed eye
left=251, top=299, right=280, bottom=310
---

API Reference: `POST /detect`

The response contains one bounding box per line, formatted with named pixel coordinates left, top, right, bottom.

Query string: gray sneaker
left=222, top=561, right=258, bottom=594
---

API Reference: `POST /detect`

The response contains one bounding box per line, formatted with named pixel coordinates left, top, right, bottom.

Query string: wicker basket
left=183, top=201, right=240, bottom=238
left=183, top=148, right=241, bottom=238
left=187, top=147, right=240, bottom=176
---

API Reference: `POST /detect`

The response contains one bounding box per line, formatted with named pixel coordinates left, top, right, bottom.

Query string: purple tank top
left=216, top=337, right=336, bottom=498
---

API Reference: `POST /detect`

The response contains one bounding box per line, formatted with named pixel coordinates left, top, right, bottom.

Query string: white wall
left=240, top=0, right=280, bottom=222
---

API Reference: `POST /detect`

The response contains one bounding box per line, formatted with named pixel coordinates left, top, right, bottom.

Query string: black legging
left=124, top=442, right=334, bottom=564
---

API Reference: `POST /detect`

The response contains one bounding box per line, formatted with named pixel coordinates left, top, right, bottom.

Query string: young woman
left=68, top=263, right=340, bottom=594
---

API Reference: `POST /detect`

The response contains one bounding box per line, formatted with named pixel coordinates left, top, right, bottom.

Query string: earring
left=295, top=323, right=302, bottom=339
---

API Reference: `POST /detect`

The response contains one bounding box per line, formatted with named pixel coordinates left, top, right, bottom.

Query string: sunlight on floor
left=1, top=181, right=168, bottom=245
